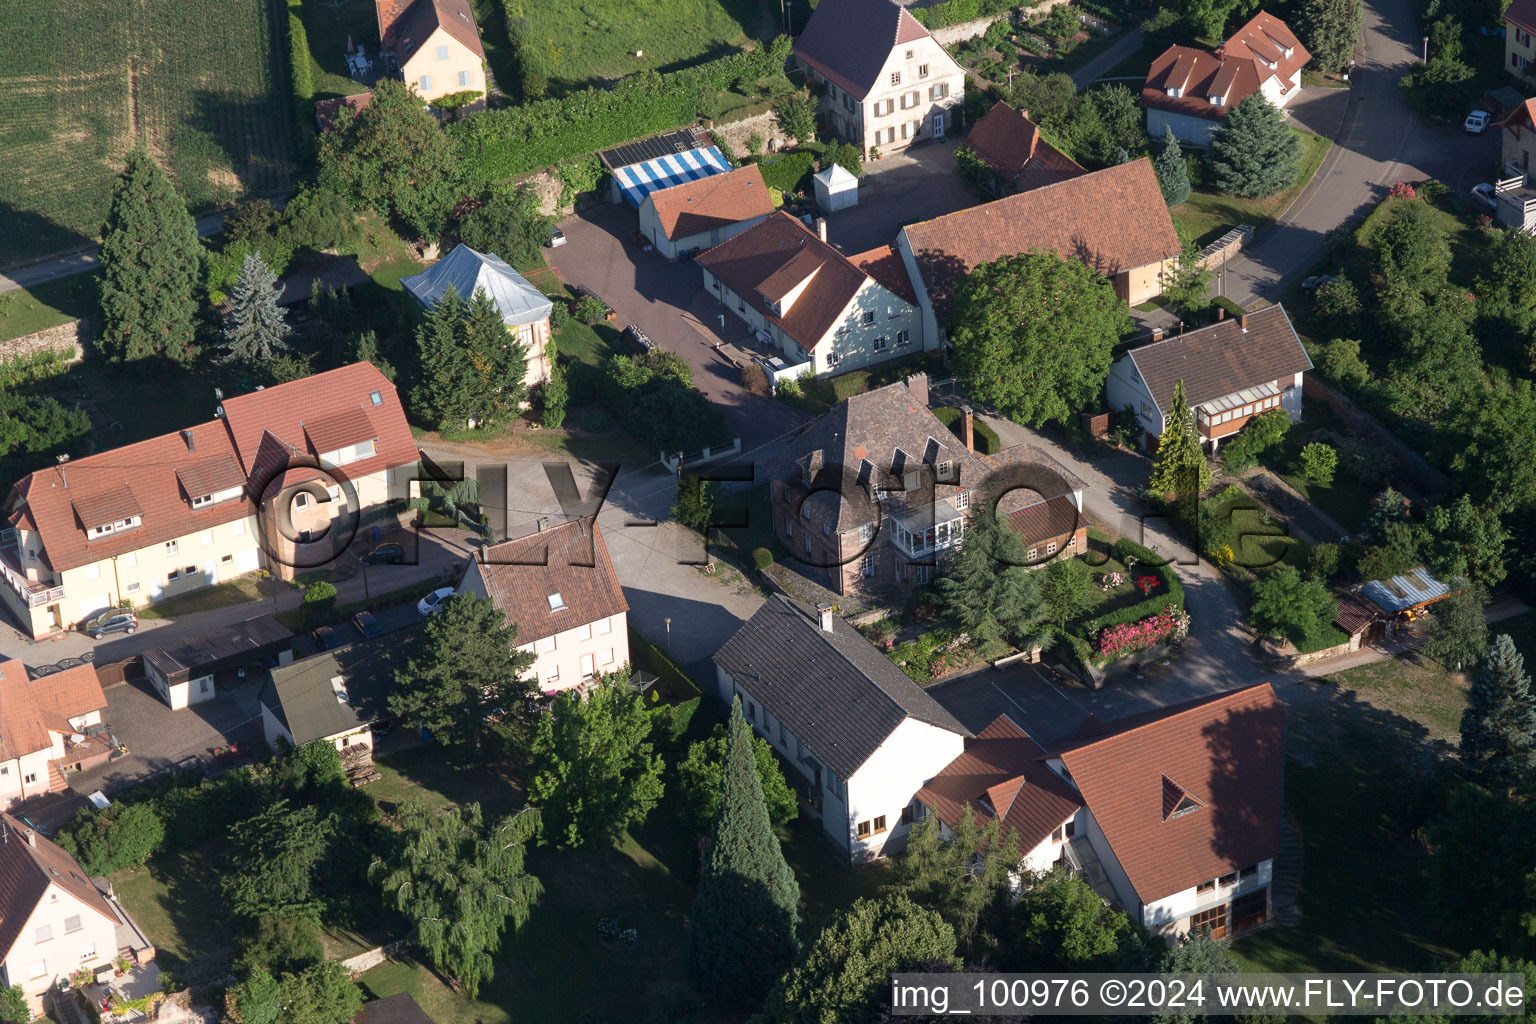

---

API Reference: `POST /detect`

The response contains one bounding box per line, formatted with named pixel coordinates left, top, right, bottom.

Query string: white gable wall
left=0, top=881, right=118, bottom=1014
left=845, top=717, right=966, bottom=861
left=1104, top=353, right=1164, bottom=437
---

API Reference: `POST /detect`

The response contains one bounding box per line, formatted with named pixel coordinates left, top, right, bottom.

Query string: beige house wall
left=518, top=611, right=630, bottom=692
left=400, top=27, right=484, bottom=103
left=812, top=34, right=964, bottom=156
left=1508, top=17, right=1536, bottom=77
left=0, top=881, right=118, bottom=1014
left=0, top=748, right=57, bottom=810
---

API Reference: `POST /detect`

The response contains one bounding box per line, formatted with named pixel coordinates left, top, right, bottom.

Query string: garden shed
left=813, top=163, right=859, bottom=211
left=141, top=615, right=293, bottom=710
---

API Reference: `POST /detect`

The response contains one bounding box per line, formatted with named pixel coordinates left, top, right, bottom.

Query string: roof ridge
left=1057, top=683, right=1276, bottom=758
left=903, top=157, right=1156, bottom=235
left=1130, top=303, right=1285, bottom=351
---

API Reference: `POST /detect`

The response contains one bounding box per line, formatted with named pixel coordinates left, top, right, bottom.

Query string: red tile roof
left=0, top=661, right=106, bottom=764
left=1052, top=684, right=1285, bottom=904
left=1142, top=11, right=1308, bottom=122
left=901, top=159, right=1181, bottom=320
left=1124, top=304, right=1311, bottom=417
left=917, top=715, right=1084, bottom=854
left=0, top=813, right=118, bottom=966
left=1223, top=11, right=1310, bottom=91
left=793, top=0, right=938, bottom=100
left=379, top=0, right=484, bottom=63
left=1005, top=494, right=1086, bottom=547
left=470, top=519, right=628, bottom=645
left=1510, top=0, right=1536, bottom=33
left=1502, top=96, right=1536, bottom=133
left=964, top=102, right=1087, bottom=192
left=314, top=93, right=373, bottom=133
left=5, top=363, right=416, bottom=575
left=699, top=212, right=896, bottom=352
left=645, top=165, right=774, bottom=241
left=849, top=245, right=919, bottom=306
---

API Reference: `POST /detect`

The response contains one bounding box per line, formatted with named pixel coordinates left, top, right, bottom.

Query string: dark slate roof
left=598, top=127, right=715, bottom=171
left=1124, top=304, right=1312, bottom=417
left=354, top=993, right=436, bottom=1024
left=141, top=616, right=293, bottom=684
left=793, top=0, right=933, bottom=100
left=712, top=595, right=968, bottom=779
left=259, top=638, right=406, bottom=747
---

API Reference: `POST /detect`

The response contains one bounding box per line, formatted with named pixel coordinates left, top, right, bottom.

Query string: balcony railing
left=0, top=553, right=64, bottom=608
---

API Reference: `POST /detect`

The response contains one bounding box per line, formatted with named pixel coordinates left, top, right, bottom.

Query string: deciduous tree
left=950, top=250, right=1132, bottom=427
left=390, top=593, right=535, bottom=752
left=1460, top=634, right=1536, bottom=789
left=528, top=680, right=665, bottom=849
left=686, top=699, right=801, bottom=1005
left=1249, top=565, right=1337, bottom=644
left=98, top=148, right=203, bottom=366
left=765, top=893, right=960, bottom=1024
left=1299, top=441, right=1337, bottom=483
left=1426, top=494, right=1508, bottom=587
left=1040, top=556, right=1095, bottom=631
left=677, top=723, right=798, bottom=833
left=898, top=808, right=1019, bottom=951
left=1000, top=872, right=1133, bottom=970
left=372, top=803, right=542, bottom=998
left=1424, top=580, right=1488, bottom=671
left=1218, top=407, right=1291, bottom=472
left=937, top=507, right=1047, bottom=658
left=275, top=961, right=363, bottom=1024
left=458, top=184, right=549, bottom=270
left=775, top=93, right=818, bottom=142
left=1370, top=199, right=1451, bottom=292
left=1210, top=95, right=1301, bottom=199
left=1147, top=380, right=1211, bottom=497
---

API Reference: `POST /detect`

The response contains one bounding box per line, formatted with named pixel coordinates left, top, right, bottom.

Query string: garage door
left=78, top=594, right=112, bottom=621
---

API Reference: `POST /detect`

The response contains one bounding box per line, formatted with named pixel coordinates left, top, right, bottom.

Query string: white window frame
left=419, top=75, right=432, bottom=91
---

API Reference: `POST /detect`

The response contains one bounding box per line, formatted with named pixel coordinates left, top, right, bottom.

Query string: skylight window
left=548, top=592, right=567, bottom=612
left=370, top=391, right=383, bottom=406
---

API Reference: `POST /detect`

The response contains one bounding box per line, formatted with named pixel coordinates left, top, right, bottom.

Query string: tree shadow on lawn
left=1236, top=684, right=1460, bottom=974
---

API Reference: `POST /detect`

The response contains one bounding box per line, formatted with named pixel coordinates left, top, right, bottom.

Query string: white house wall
left=1080, top=807, right=1142, bottom=921
left=1104, top=354, right=1164, bottom=436
left=0, top=748, right=56, bottom=809
left=260, top=700, right=294, bottom=753
left=0, top=880, right=118, bottom=1014
left=846, top=717, right=966, bottom=862
left=894, top=229, right=943, bottom=346
left=1282, top=370, right=1304, bottom=420
left=1142, top=859, right=1274, bottom=938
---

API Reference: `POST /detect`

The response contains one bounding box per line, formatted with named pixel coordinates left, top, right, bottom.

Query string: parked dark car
left=83, top=610, right=138, bottom=640
left=363, top=542, right=405, bottom=565
left=621, top=324, right=654, bottom=353
left=351, top=611, right=387, bottom=640
left=312, top=626, right=346, bottom=650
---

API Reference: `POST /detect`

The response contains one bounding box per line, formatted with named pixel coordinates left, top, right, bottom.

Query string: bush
left=549, top=300, right=569, bottom=330
left=224, top=199, right=279, bottom=244
left=1212, top=296, right=1246, bottom=320
left=458, top=184, right=548, bottom=269
left=758, top=150, right=816, bottom=194
left=575, top=294, right=608, bottom=324
left=206, top=237, right=295, bottom=304
left=598, top=353, right=728, bottom=454
left=54, top=803, right=165, bottom=875
left=301, top=580, right=337, bottom=630
left=286, top=12, right=314, bottom=103
left=742, top=360, right=770, bottom=395
left=1079, top=539, right=1186, bottom=636
left=1300, top=442, right=1338, bottom=483
left=752, top=547, right=774, bottom=570
left=277, top=185, right=359, bottom=254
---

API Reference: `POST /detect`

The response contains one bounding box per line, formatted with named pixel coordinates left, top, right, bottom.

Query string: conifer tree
left=937, top=506, right=1046, bottom=658
left=98, top=148, right=203, bottom=366
left=1210, top=95, right=1302, bottom=199
left=410, top=286, right=478, bottom=428
left=686, top=698, right=800, bottom=1005
left=1460, top=634, right=1536, bottom=788
left=1155, top=125, right=1191, bottom=207
left=222, top=252, right=292, bottom=366
left=1147, top=380, right=1211, bottom=497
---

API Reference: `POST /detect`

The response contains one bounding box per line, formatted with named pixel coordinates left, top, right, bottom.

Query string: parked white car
left=1465, top=110, right=1492, bottom=133
left=1471, top=183, right=1497, bottom=209
left=417, top=587, right=456, bottom=616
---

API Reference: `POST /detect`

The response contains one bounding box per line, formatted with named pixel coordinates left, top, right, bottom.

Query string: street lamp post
left=1422, top=36, right=1428, bottom=61
left=664, top=617, right=672, bottom=655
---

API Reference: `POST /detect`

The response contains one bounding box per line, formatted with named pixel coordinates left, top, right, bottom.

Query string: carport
left=141, top=615, right=294, bottom=711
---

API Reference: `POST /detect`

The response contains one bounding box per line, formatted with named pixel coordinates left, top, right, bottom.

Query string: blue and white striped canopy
left=616, top=146, right=733, bottom=207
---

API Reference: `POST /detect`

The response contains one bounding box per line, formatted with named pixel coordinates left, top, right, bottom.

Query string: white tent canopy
left=813, top=163, right=858, bottom=211
left=401, top=245, right=553, bottom=328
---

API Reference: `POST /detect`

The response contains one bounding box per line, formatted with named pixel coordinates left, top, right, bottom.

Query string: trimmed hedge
left=629, top=627, right=704, bottom=702
left=1082, top=537, right=1185, bottom=634
left=449, top=36, right=793, bottom=184
left=931, top=405, right=1002, bottom=455
left=284, top=2, right=318, bottom=159
left=757, top=150, right=816, bottom=193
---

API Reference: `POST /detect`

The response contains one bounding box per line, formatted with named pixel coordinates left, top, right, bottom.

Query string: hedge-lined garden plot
left=0, top=0, right=297, bottom=267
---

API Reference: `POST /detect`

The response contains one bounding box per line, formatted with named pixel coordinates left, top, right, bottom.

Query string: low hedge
left=1081, top=538, right=1185, bottom=634
left=931, top=405, right=1002, bottom=454
left=758, top=150, right=816, bottom=193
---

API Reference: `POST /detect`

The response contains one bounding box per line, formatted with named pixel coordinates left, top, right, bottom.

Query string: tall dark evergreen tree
left=1155, top=125, right=1191, bottom=207
left=98, top=148, right=203, bottom=366
left=686, top=698, right=800, bottom=1005
left=1460, top=634, right=1536, bottom=788
left=937, top=506, right=1046, bottom=658
left=1299, top=0, right=1362, bottom=72
left=1210, top=95, right=1302, bottom=199
left=408, top=285, right=530, bottom=430
left=1147, top=380, right=1211, bottom=497
left=222, top=252, right=292, bottom=365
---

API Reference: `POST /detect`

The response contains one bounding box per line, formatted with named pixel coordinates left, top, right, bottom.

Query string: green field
left=511, top=0, right=774, bottom=94
left=0, top=0, right=297, bottom=268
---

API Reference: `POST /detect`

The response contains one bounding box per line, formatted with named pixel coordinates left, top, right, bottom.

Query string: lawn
left=136, top=578, right=266, bottom=620
left=295, top=0, right=397, bottom=100
left=1234, top=701, right=1459, bottom=974
left=1264, top=444, right=1377, bottom=535
left=0, top=274, right=100, bottom=344
left=1172, top=129, right=1332, bottom=247
left=0, top=0, right=297, bottom=268
left=1317, top=651, right=1470, bottom=745
left=514, top=0, right=775, bottom=96
left=113, top=846, right=233, bottom=977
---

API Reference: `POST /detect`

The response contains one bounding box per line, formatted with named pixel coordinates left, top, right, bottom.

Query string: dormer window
left=1209, top=94, right=1225, bottom=105
left=1284, top=46, right=1293, bottom=58
left=1167, top=86, right=1181, bottom=98
left=89, top=516, right=141, bottom=538
left=190, top=486, right=242, bottom=509
left=321, top=438, right=377, bottom=467
left=548, top=592, right=567, bottom=612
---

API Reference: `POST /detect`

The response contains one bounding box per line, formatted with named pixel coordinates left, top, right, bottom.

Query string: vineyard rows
left=0, top=0, right=297, bottom=268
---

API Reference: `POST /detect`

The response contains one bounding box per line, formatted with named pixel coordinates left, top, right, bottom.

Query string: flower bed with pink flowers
left=1093, top=606, right=1191, bottom=663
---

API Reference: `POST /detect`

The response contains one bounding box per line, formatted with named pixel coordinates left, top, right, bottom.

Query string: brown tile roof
left=901, top=159, right=1181, bottom=322
left=917, top=714, right=1083, bottom=854
left=314, top=93, right=372, bottom=133
left=1124, top=304, right=1312, bottom=418
left=1333, top=591, right=1379, bottom=636
left=471, top=519, right=628, bottom=645
left=1053, top=684, right=1285, bottom=904
left=1222, top=11, right=1310, bottom=94
left=698, top=212, right=889, bottom=352
left=175, top=455, right=246, bottom=501
left=0, top=660, right=49, bottom=761
left=380, top=0, right=484, bottom=63
left=1005, top=494, right=1087, bottom=547
left=0, top=813, right=118, bottom=967
left=850, top=245, right=919, bottom=306
left=70, top=485, right=144, bottom=531
left=305, top=406, right=380, bottom=456
left=1502, top=96, right=1536, bottom=133
left=646, top=165, right=774, bottom=241
left=793, top=0, right=937, bottom=100
left=4, top=363, right=416, bottom=576
left=1510, top=0, right=1536, bottom=33
left=1143, top=12, right=1308, bottom=122
left=965, top=102, right=1087, bottom=192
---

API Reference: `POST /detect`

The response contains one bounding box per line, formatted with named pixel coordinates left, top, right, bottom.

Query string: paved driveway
left=820, top=142, right=980, bottom=254
left=546, top=203, right=810, bottom=451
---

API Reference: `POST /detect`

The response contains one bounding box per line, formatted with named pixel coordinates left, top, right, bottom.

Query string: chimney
left=962, top=408, right=975, bottom=451
left=1239, top=313, right=1249, bottom=332
left=23, top=829, right=35, bottom=848
left=905, top=372, right=929, bottom=408
left=1217, top=307, right=1225, bottom=321
left=1150, top=327, right=1164, bottom=343
left=182, top=429, right=195, bottom=451
left=815, top=217, right=828, bottom=243
left=816, top=603, right=836, bottom=632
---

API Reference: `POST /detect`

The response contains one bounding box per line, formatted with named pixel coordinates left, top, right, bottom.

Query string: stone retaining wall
left=343, top=941, right=406, bottom=977
left=708, top=108, right=795, bottom=161
left=0, top=318, right=89, bottom=369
